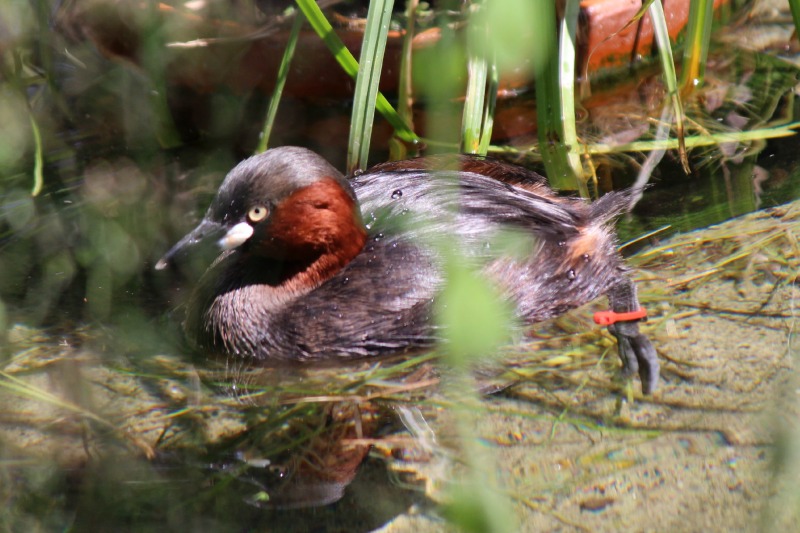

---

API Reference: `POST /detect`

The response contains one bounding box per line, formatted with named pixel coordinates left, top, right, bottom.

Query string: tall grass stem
left=648, top=0, right=690, bottom=173
left=256, top=13, right=303, bottom=154
left=348, top=0, right=395, bottom=171
left=390, top=0, right=419, bottom=160
left=295, top=0, right=418, bottom=145
left=533, top=1, right=577, bottom=191
left=679, top=0, right=713, bottom=92
left=559, top=0, right=587, bottom=196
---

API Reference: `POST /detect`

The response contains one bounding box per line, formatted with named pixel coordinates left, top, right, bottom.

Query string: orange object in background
left=46, top=0, right=730, bottom=156
left=60, top=0, right=729, bottom=101
left=580, top=0, right=728, bottom=73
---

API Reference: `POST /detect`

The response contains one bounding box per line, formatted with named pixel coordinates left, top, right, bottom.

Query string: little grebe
left=157, top=147, right=659, bottom=393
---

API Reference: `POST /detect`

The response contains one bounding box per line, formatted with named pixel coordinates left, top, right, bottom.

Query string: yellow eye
left=247, top=205, right=269, bottom=223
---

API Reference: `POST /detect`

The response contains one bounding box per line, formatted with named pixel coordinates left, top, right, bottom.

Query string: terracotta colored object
left=60, top=0, right=729, bottom=101
left=579, top=0, right=729, bottom=73
left=50, top=1, right=732, bottom=152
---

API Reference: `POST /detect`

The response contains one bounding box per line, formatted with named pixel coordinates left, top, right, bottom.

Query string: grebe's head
left=156, top=147, right=366, bottom=281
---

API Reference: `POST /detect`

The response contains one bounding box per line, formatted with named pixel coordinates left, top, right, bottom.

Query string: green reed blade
left=559, top=0, right=587, bottom=196
left=461, top=52, right=489, bottom=154
left=533, top=0, right=577, bottom=191
left=390, top=0, right=418, bottom=160
left=294, top=0, right=418, bottom=146
left=256, top=12, right=303, bottom=154
left=789, top=0, right=800, bottom=47
left=490, top=123, right=800, bottom=156
left=648, top=0, right=690, bottom=174
left=348, top=0, right=395, bottom=172
left=679, top=0, right=713, bottom=92
left=28, top=112, right=43, bottom=196
left=0, top=371, right=112, bottom=427
left=461, top=22, right=498, bottom=157
left=587, top=123, right=800, bottom=153
left=294, top=0, right=357, bottom=74
left=477, top=62, right=498, bottom=155
left=462, top=1, right=514, bottom=156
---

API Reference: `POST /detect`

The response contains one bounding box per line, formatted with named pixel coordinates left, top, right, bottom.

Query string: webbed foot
left=602, top=279, right=660, bottom=394
left=609, top=320, right=659, bottom=394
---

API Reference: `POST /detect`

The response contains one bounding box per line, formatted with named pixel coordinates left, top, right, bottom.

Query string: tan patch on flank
left=569, top=225, right=602, bottom=261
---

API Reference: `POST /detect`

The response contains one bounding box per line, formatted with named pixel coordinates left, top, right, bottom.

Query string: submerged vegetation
left=0, top=0, right=799, bottom=530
